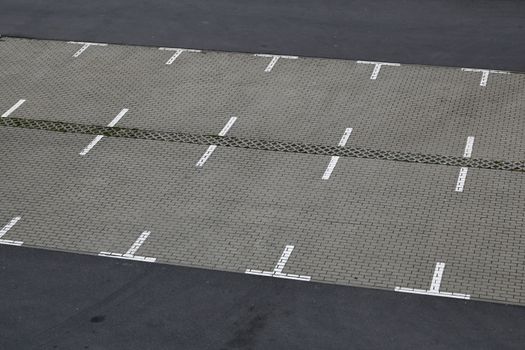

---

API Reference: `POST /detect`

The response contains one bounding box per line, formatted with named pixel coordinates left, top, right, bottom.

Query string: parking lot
left=1, top=37, right=525, bottom=305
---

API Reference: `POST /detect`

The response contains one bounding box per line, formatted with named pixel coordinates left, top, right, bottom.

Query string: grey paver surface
left=1, top=37, right=524, bottom=305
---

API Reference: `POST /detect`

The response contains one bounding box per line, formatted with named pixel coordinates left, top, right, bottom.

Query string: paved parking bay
left=1, top=37, right=525, bottom=306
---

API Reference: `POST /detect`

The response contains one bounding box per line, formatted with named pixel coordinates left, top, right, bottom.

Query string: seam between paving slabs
left=1, top=117, right=524, bottom=172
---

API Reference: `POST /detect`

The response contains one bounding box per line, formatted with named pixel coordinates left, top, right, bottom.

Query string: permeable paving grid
left=1, top=37, right=524, bottom=305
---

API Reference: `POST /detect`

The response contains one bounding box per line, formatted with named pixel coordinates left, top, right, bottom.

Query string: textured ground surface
left=1, top=37, right=524, bottom=307
left=2, top=244, right=525, bottom=350
left=1, top=0, right=525, bottom=71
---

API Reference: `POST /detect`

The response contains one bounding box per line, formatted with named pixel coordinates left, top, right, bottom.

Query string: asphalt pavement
left=0, top=0, right=525, bottom=71
left=2, top=245, right=525, bottom=350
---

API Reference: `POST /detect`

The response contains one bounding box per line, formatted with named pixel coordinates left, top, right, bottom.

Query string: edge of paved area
left=0, top=0, right=525, bottom=71
left=6, top=239, right=524, bottom=308
left=2, top=244, right=525, bottom=350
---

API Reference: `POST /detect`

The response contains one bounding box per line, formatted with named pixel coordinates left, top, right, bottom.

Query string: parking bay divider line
left=322, top=128, right=353, bottom=180
left=395, top=262, right=470, bottom=300
left=254, top=54, right=298, bottom=72
left=1, top=99, right=26, bottom=118
left=0, top=216, right=23, bottom=246
left=461, top=68, right=509, bottom=87
left=159, top=47, right=202, bottom=65
left=68, top=41, right=108, bottom=58
left=99, top=231, right=156, bottom=262
left=196, top=117, right=237, bottom=167
left=245, top=245, right=311, bottom=281
left=357, top=61, right=400, bottom=80
left=79, top=108, right=129, bottom=156
left=455, top=136, right=475, bottom=192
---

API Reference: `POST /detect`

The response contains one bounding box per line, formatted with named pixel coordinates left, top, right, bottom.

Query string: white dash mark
left=255, top=54, right=298, bottom=72
left=99, top=231, right=156, bottom=262
left=455, top=167, right=469, bottom=192
left=159, top=47, right=201, bottom=65
left=357, top=61, right=400, bottom=80
left=322, top=156, right=340, bottom=180
left=463, top=136, right=475, bottom=158
left=2, top=99, right=26, bottom=118
left=196, top=117, right=237, bottom=167
left=455, top=136, right=475, bottom=192
left=125, top=231, right=151, bottom=256
left=273, top=245, right=294, bottom=274
left=338, top=128, right=353, bottom=147
left=0, top=217, right=23, bottom=246
left=395, top=262, right=470, bottom=300
left=107, top=108, right=128, bottom=127
left=196, top=145, right=217, bottom=167
left=79, top=135, right=104, bottom=156
left=80, top=109, right=128, bottom=156
left=429, top=262, right=445, bottom=292
left=461, top=68, right=509, bottom=87
left=245, top=245, right=311, bottom=281
left=265, top=56, right=280, bottom=72
left=322, top=128, right=353, bottom=180
left=68, top=41, right=107, bottom=58
left=218, top=117, right=237, bottom=136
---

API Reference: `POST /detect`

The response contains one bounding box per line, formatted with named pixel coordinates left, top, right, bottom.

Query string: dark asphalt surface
left=0, top=0, right=525, bottom=71
left=1, top=245, right=525, bottom=350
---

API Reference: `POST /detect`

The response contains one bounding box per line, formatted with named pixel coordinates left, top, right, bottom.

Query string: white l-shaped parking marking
left=357, top=60, right=400, bottom=79
left=395, top=262, right=470, bottom=299
left=99, top=231, right=156, bottom=262
left=245, top=245, right=311, bottom=281
left=461, top=68, right=509, bottom=86
left=68, top=41, right=108, bottom=58
left=255, top=54, right=298, bottom=72
left=159, top=47, right=202, bottom=65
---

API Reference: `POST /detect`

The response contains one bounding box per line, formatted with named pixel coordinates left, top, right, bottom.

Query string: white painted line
left=159, top=47, right=202, bottom=65
left=357, top=61, right=400, bottom=80
left=196, top=117, right=237, bottom=167
left=0, top=217, right=23, bottom=246
left=196, top=145, right=217, bottom=167
left=0, top=217, right=21, bottom=238
left=79, top=109, right=128, bottom=156
left=245, top=245, right=311, bottom=281
left=322, top=156, right=340, bottom=180
left=322, top=128, right=353, bottom=180
left=125, top=231, right=151, bottom=256
left=79, top=135, right=104, bottom=156
left=98, top=231, right=156, bottom=263
left=273, top=245, right=294, bottom=274
left=255, top=54, right=298, bottom=72
left=455, top=136, right=475, bottom=192
left=461, top=68, right=509, bottom=87
left=429, top=262, right=445, bottom=293
left=98, top=252, right=156, bottom=263
left=338, top=128, right=353, bottom=147
left=395, top=262, right=470, bottom=300
left=218, top=116, right=237, bottom=136
left=455, top=167, right=469, bottom=192
left=107, top=108, right=128, bottom=127
left=463, top=136, right=475, bottom=158
left=2, top=99, right=26, bottom=118
left=68, top=41, right=108, bottom=58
